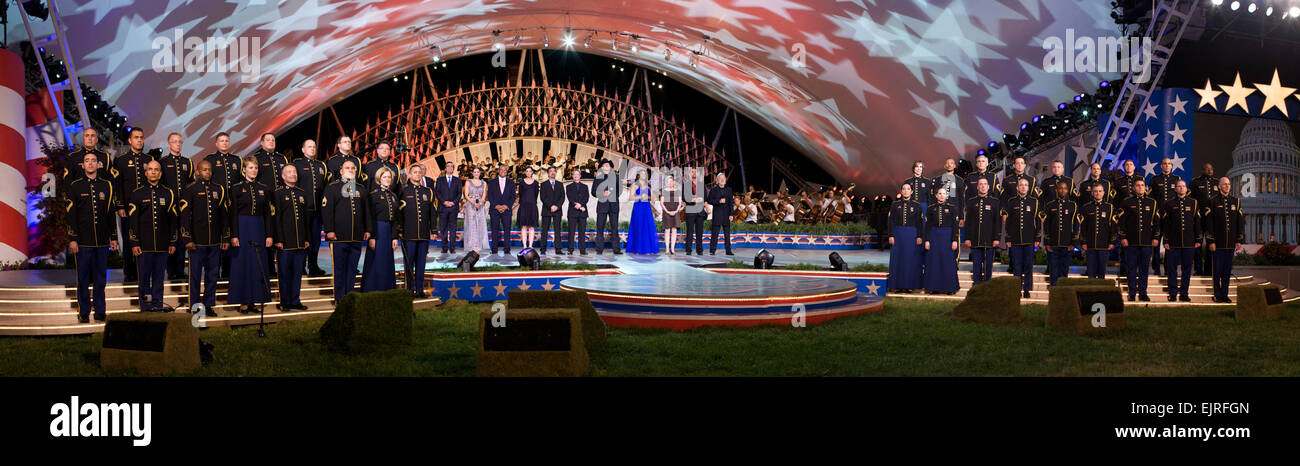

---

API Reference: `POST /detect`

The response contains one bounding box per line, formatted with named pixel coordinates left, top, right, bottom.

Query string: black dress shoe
left=580, top=251, right=588, bottom=256
left=1168, top=295, right=1177, bottom=302
left=710, top=251, right=716, bottom=255
left=1139, top=294, right=1151, bottom=302
left=1222, top=297, right=1233, bottom=304
left=204, top=309, right=218, bottom=317
left=77, top=315, right=90, bottom=324
left=93, top=314, right=106, bottom=322
left=1022, top=290, right=1030, bottom=298
left=725, top=251, right=734, bottom=256
left=1128, top=294, right=1136, bottom=302
left=595, top=249, right=603, bottom=255
left=613, top=250, right=622, bottom=255
left=685, top=250, right=692, bottom=255
left=1179, top=295, right=1191, bottom=302
left=505, top=250, right=511, bottom=254
left=308, top=269, right=327, bottom=277
left=292, top=304, right=309, bottom=310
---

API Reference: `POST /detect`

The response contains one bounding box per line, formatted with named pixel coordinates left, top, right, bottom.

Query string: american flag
left=1120, top=87, right=1195, bottom=180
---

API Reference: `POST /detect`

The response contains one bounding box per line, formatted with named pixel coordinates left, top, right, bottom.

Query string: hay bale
left=507, top=289, right=606, bottom=346
left=1235, top=284, right=1284, bottom=320
left=478, top=307, right=588, bottom=377
left=1046, top=285, right=1127, bottom=332
left=319, top=289, right=414, bottom=353
left=1055, top=277, right=1117, bottom=288
left=100, top=312, right=200, bottom=375
left=950, top=276, right=1022, bottom=324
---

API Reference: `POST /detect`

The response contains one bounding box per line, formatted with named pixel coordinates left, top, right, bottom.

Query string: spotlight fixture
left=1032, top=115, right=1042, bottom=123
left=1266, top=6, right=1273, bottom=15
left=754, top=250, right=774, bottom=269
left=1231, top=1, right=1240, bottom=11
left=562, top=28, right=575, bottom=47
left=1058, top=102, right=1067, bottom=110
left=1099, top=80, right=1109, bottom=88
left=462, top=44, right=470, bottom=55
left=1248, top=2, right=1256, bottom=13
left=630, top=36, right=640, bottom=52
left=664, top=48, right=672, bottom=60
left=457, top=251, right=480, bottom=272
left=1291, top=6, right=1300, bottom=17
left=492, top=31, right=503, bottom=50
left=689, top=52, right=699, bottom=68
left=1020, top=122, right=1029, bottom=130
left=828, top=252, right=848, bottom=272
left=512, top=35, right=520, bottom=48
left=1211, top=0, right=1222, bottom=5
left=544, top=34, right=550, bottom=48
left=431, top=45, right=442, bottom=63
left=583, top=34, right=593, bottom=47
left=517, top=248, right=540, bottom=271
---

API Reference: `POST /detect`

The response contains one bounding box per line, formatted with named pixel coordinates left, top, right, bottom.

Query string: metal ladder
left=1093, top=0, right=1199, bottom=168
left=17, top=0, right=91, bottom=146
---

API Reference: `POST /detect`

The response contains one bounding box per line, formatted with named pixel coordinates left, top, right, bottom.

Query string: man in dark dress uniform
left=1001, top=178, right=1040, bottom=297
left=434, top=161, right=462, bottom=253
left=487, top=163, right=516, bottom=255
left=1204, top=177, right=1243, bottom=303
left=178, top=160, right=226, bottom=317
left=362, top=141, right=400, bottom=193
left=271, top=166, right=310, bottom=312
left=1118, top=179, right=1159, bottom=301
left=706, top=173, right=735, bottom=255
left=931, top=157, right=964, bottom=218
left=293, top=139, right=329, bottom=276
left=539, top=166, right=566, bottom=255
left=565, top=168, right=590, bottom=255
left=399, top=164, right=436, bottom=297
left=1147, top=157, right=1180, bottom=275
left=1041, top=181, right=1078, bottom=285
left=964, top=178, right=1002, bottom=284
left=1077, top=162, right=1114, bottom=205
left=962, top=155, right=997, bottom=204
left=205, top=132, right=242, bottom=279
left=1112, top=159, right=1141, bottom=277
left=159, top=133, right=194, bottom=280
left=127, top=160, right=177, bottom=311
left=111, top=128, right=154, bottom=283
left=326, top=136, right=362, bottom=184
left=1161, top=180, right=1201, bottom=302
left=999, top=156, right=1038, bottom=203
left=591, top=159, right=622, bottom=254
left=251, top=133, right=287, bottom=277
left=1189, top=163, right=1218, bottom=276
left=903, top=160, right=932, bottom=215
left=66, top=152, right=117, bottom=323
left=1078, top=184, right=1117, bottom=279
left=322, top=160, right=371, bottom=303
left=63, top=128, right=110, bottom=187
left=1038, top=160, right=1076, bottom=207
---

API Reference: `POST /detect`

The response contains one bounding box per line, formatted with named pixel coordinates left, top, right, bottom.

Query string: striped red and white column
left=0, top=49, right=30, bottom=263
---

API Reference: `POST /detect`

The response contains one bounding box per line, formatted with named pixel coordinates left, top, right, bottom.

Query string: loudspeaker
left=506, top=289, right=606, bottom=346
left=1235, top=284, right=1284, bottom=320
left=1046, top=285, right=1126, bottom=332
left=100, top=312, right=200, bottom=374
left=478, top=307, right=588, bottom=377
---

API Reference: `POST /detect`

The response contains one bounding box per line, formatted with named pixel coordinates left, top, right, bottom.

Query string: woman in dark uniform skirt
left=227, top=156, right=273, bottom=314
left=886, top=183, right=924, bottom=293
left=516, top=167, right=539, bottom=250
left=362, top=167, right=399, bottom=292
left=923, top=188, right=960, bottom=294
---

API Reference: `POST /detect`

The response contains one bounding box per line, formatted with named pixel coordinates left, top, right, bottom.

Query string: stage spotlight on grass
left=828, top=252, right=848, bottom=271
left=458, top=251, right=480, bottom=272
left=517, top=248, right=540, bottom=271
left=754, top=250, right=774, bottom=269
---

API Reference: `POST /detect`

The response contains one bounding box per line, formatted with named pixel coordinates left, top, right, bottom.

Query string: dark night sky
left=278, top=50, right=837, bottom=192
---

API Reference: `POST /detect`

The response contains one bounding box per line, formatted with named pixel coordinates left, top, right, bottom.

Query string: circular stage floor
left=560, top=270, right=881, bottom=329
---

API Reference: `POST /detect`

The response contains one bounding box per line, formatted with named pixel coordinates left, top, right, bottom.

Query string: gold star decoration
left=541, top=279, right=555, bottom=290
left=447, top=283, right=460, bottom=298
left=1219, top=73, right=1256, bottom=113
left=493, top=281, right=508, bottom=296
left=470, top=282, right=483, bottom=298
left=516, top=282, right=532, bottom=290
left=1193, top=79, right=1221, bottom=111
left=1253, top=69, right=1296, bottom=117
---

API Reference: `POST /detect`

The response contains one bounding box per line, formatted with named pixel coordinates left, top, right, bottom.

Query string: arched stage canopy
left=10, top=0, right=1115, bottom=191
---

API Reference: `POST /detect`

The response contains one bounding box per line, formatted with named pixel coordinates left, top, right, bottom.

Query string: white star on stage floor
left=865, top=282, right=880, bottom=296
left=1167, top=123, right=1187, bottom=144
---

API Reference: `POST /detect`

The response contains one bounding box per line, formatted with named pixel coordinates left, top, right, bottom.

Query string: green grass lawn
left=4, top=299, right=1298, bottom=376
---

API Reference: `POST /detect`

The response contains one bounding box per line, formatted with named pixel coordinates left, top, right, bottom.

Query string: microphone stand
left=252, top=240, right=272, bottom=338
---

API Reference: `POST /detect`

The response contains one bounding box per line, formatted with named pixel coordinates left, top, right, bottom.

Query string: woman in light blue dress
left=625, top=171, right=659, bottom=254
left=462, top=167, right=490, bottom=252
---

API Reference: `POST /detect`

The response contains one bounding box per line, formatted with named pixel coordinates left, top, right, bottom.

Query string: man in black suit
left=591, top=159, right=622, bottom=254
left=434, top=161, right=462, bottom=254
left=487, top=163, right=516, bottom=254
left=564, top=168, right=590, bottom=255
left=539, top=166, right=566, bottom=255
left=706, top=173, right=735, bottom=255
left=682, top=167, right=706, bottom=255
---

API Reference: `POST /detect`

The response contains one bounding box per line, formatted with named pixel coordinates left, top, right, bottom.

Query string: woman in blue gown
left=886, top=183, right=924, bottom=293
left=625, top=170, right=659, bottom=254
left=362, top=167, right=399, bottom=292
left=923, top=188, right=960, bottom=294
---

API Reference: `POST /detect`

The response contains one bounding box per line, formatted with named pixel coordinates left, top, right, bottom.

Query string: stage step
left=890, top=274, right=1297, bottom=307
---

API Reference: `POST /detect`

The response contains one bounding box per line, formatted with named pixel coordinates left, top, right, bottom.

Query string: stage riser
left=0, top=279, right=410, bottom=314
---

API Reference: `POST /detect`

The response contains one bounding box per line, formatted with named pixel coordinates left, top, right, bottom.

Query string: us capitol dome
left=1225, top=118, right=1300, bottom=244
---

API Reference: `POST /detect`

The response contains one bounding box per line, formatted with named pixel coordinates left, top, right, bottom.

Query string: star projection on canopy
left=27, top=0, right=1115, bottom=191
